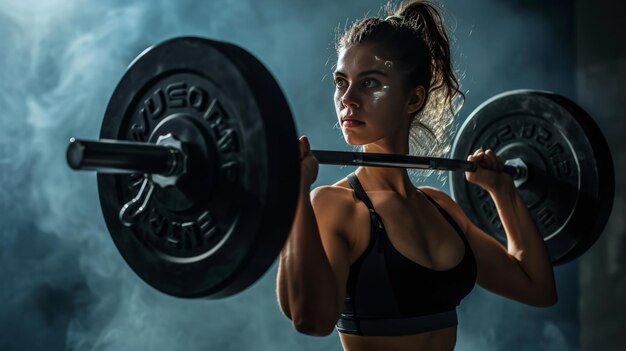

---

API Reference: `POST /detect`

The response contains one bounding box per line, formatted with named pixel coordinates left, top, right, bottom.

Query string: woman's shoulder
left=416, top=185, right=449, bottom=202
left=311, top=178, right=359, bottom=223
left=311, top=178, right=356, bottom=210
left=311, top=181, right=359, bottom=242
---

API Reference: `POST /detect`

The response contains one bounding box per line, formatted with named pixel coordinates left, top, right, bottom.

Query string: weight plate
left=449, top=90, right=614, bottom=265
left=98, top=37, right=300, bottom=298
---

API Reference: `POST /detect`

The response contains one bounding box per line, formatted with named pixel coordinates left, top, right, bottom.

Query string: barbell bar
left=67, top=138, right=521, bottom=176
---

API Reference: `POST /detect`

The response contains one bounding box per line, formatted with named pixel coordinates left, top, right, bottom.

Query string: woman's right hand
left=299, top=136, right=319, bottom=189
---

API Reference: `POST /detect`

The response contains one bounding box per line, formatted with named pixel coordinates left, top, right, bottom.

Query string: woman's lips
left=342, top=119, right=365, bottom=128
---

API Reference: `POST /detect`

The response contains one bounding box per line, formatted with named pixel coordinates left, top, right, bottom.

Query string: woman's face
left=333, top=43, right=424, bottom=147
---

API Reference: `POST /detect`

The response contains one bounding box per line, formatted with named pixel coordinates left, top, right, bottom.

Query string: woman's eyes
left=362, top=78, right=379, bottom=88
left=334, top=77, right=380, bottom=89
left=334, top=77, right=347, bottom=88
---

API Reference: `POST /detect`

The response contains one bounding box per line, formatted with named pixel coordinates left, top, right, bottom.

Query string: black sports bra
left=336, top=173, right=477, bottom=336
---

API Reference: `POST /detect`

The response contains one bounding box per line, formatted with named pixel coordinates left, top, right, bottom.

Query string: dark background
left=0, top=0, right=623, bottom=350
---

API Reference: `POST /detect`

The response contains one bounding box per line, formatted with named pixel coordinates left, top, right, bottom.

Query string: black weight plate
left=449, top=90, right=614, bottom=265
left=98, top=37, right=300, bottom=298
left=539, top=93, right=614, bottom=265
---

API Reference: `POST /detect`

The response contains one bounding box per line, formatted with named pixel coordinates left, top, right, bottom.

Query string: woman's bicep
left=318, top=228, right=351, bottom=317
left=311, top=187, right=353, bottom=319
left=464, top=222, right=536, bottom=302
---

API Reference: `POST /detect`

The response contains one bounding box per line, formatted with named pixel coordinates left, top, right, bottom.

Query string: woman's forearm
left=277, top=187, right=339, bottom=334
left=488, top=182, right=557, bottom=302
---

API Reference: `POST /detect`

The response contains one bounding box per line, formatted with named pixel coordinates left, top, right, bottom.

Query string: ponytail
left=393, top=1, right=463, bottom=116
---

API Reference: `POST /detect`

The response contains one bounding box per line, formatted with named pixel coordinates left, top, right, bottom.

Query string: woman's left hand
left=465, top=148, right=514, bottom=193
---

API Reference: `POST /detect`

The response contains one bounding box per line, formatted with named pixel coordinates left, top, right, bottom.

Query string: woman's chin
left=342, top=134, right=362, bottom=146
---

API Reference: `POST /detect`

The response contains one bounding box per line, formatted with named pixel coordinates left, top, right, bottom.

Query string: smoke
left=1, top=0, right=341, bottom=350
left=0, top=0, right=581, bottom=350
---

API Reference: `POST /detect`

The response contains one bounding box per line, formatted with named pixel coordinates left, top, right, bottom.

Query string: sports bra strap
left=347, top=173, right=376, bottom=211
left=417, top=188, right=467, bottom=240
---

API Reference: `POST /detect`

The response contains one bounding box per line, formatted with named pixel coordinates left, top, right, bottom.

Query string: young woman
left=277, top=1, right=557, bottom=350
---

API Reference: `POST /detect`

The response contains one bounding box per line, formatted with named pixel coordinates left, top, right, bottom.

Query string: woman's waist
left=337, top=309, right=458, bottom=336
left=338, top=324, right=457, bottom=351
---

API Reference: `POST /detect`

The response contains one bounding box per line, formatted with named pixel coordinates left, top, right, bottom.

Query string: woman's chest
left=345, top=191, right=466, bottom=271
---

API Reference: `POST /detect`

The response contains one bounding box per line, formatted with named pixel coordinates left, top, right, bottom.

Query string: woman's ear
left=407, top=86, right=426, bottom=114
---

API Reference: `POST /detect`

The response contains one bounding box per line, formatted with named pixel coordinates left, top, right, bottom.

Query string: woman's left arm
left=469, top=148, right=557, bottom=306
left=425, top=148, right=557, bottom=307
left=476, top=176, right=557, bottom=306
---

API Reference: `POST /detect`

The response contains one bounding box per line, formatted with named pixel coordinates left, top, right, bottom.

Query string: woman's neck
left=357, top=137, right=416, bottom=198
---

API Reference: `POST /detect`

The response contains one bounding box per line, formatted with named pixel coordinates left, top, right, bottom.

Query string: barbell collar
left=67, top=138, right=184, bottom=176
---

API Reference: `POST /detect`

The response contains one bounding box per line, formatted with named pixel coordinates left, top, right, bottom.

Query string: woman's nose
left=341, top=86, right=360, bottom=109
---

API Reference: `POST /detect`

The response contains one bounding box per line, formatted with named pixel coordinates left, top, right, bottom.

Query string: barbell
left=66, top=37, right=614, bottom=298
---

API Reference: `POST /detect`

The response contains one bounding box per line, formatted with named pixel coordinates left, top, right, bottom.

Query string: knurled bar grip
left=66, top=139, right=518, bottom=177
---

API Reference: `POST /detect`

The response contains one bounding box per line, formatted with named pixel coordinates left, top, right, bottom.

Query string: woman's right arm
left=276, top=137, right=352, bottom=336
